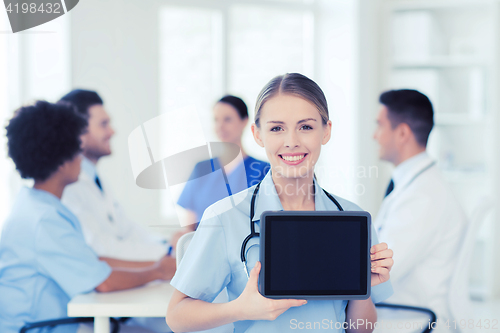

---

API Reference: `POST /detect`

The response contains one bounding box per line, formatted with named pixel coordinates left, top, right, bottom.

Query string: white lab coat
left=62, top=157, right=168, bottom=261
left=374, top=152, right=468, bottom=327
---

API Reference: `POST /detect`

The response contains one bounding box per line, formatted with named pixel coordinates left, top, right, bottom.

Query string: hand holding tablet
left=258, top=211, right=391, bottom=300
left=370, top=242, right=393, bottom=286
left=234, top=262, right=308, bottom=322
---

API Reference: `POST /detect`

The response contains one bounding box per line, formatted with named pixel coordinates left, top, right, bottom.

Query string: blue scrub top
left=0, top=187, right=112, bottom=333
left=177, top=155, right=269, bottom=223
left=171, top=171, right=393, bottom=333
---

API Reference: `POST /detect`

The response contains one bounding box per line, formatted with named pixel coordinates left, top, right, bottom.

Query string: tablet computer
left=259, top=211, right=371, bottom=300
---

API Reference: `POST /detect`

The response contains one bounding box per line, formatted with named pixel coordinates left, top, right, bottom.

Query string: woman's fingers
left=251, top=261, right=261, bottom=275
left=248, top=261, right=261, bottom=290
left=370, top=243, right=393, bottom=286
left=371, top=266, right=390, bottom=286
left=371, top=248, right=393, bottom=261
left=372, top=267, right=390, bottom=280
left=371, top=258, right=394, bottom=271
left=275, top=298, right=307, bottom=309
left=370, top=242, right=388, bottom=254
left=238, top=261, right=307, bottom=322
left=250, top=262, right=306, bottom=309
left=265, top=299, right=307, bottom=321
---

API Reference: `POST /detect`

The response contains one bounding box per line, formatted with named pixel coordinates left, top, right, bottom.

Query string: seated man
left=0, top=101, right=175, bottom=333
left=373, top=89, right=467, bottom=325
left=59, top=89, right=170, bottom=261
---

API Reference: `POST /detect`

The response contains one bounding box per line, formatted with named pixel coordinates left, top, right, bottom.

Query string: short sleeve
left=177, top=178, right=196, bottom=212
left=245, top=158, right=269, bottom=187
left=35, top=216, right=112, bottom=298
left=170, top=207, right=231, bottom=303
left=370, top=223, right=394, bottom=303
left=177, top=162, right=209, bottom=213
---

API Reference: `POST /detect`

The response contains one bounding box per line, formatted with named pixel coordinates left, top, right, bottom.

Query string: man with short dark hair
left=0, top=101, right=174, bottom=333
left=373, top=89, right=467, bottom=326
left=59, top=89, right=171, bottom=262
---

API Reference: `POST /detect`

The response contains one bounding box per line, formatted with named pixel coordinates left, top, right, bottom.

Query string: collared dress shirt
left=62, top=157, right=168, bottom=261
left=374, top=152, right=468, bottom=325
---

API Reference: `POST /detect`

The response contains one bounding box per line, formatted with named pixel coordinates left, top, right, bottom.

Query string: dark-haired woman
left=176, top=95, right=269, bottom=230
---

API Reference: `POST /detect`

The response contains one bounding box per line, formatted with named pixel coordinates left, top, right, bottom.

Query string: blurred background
left=1, top=0, right=499, bottom=316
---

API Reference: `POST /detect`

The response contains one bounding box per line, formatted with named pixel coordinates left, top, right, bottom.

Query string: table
left=68, top=281, right=174, bottom=333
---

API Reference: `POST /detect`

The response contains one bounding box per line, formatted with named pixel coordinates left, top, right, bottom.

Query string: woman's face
left=213, top=102, right=248, bottom=144
left=252, top=94, right=332, bottom=180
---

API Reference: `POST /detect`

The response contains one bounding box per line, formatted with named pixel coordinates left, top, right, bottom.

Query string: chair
left=20, top=317, right=120, bottom=333
left=374, top=303, right=437, bottom=333
left=447, top=196, right=494, bottom=332
left=175, top=231, right=233, bottom=333
left=176, top=231, right=196, bottom=267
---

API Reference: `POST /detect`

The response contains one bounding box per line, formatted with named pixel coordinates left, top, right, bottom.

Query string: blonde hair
left=254, top=73, right=329, bottom=128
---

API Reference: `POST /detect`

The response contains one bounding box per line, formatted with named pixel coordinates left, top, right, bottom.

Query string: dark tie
left=95, top=176, right=103, bottom=192
left=385, top=179, right=394, bottom=197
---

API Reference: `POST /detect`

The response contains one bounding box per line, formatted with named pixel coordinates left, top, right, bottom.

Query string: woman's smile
left=279, top=153, right=308, bottom=165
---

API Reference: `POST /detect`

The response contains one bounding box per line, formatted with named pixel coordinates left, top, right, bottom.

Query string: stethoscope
left=240, top=180, right=345, bottom=277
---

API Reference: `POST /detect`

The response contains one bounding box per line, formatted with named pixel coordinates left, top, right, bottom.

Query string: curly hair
left=6, top=101, right=88, bottom=181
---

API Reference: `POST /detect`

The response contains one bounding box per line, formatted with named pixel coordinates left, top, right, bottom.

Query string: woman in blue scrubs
left=177, top=95, right=269, bottom=229
left=167, top=74, right=394, bottom=333
left=0, top=101, right=176, bottom=333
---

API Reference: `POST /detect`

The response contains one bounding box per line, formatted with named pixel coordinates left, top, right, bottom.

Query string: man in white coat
left=60, top=89, right=173, bottom=263
left=60, top=90, right=175, bottom=332
left=373, top=89, right=467, bottom=328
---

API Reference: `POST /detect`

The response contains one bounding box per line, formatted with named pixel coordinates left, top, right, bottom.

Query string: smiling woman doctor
left=167, top=73, right=394, bottom=333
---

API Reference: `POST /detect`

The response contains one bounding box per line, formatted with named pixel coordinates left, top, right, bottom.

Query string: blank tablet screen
left=260, top=212, right=370, bottom=298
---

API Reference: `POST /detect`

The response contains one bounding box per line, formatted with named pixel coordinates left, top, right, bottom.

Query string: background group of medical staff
left=0, top=75, right=467, bottom=333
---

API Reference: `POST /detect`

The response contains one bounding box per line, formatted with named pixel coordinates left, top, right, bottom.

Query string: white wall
left=71, top=0, right=166, bottom=230
left=354, top=0, right=391, bottom=215
left=315, top=0, right=364, bottom=206
left=0, top=13, right=71, bottom=229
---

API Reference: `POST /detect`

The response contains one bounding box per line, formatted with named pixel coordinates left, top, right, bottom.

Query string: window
left=159, top=2, right=315, bottom=221
left=0, top=13, right=13, bottom=228
left=158, top=0, right=358, bottom=221
left=0, top=14, right=71, bottom=231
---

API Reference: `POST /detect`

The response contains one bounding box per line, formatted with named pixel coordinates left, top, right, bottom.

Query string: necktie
left=385, top=179, right=394, bottom=197
left=95, top=176, right=103, bottom=192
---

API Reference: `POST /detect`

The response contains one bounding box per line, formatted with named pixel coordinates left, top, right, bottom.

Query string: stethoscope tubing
left=240, top=180, right=344, bottom=276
